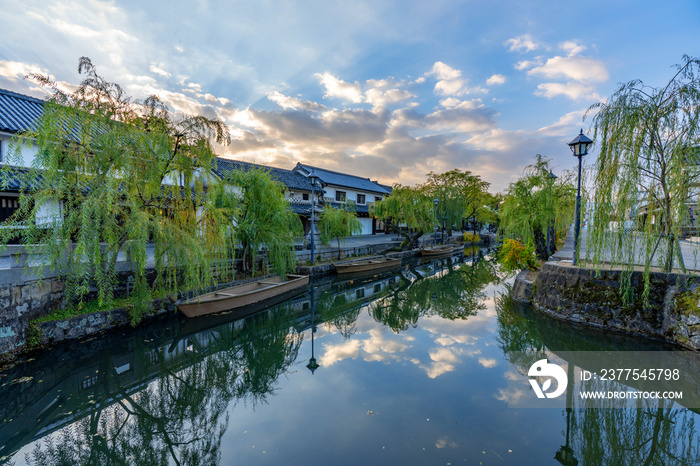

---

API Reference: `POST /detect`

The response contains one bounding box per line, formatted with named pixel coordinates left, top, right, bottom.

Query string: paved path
left=551, top=226, right=700, bottom=272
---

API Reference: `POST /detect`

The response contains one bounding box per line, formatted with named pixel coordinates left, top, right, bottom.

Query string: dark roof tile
left=214, top=158, right=314, bottom=191
left=0, top=89, right=46, bottom=134
left=295, top=163, right=390, bottom=195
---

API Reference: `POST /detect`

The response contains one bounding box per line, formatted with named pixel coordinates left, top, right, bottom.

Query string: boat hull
left=419, top=246, right=453, bottom=256
left=177, top=274, right=309, bottom=318
left=333, top=257, right=401, bottom=274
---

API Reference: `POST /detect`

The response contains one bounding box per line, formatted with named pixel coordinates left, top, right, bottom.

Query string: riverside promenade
left=551, top=227, right=700, bottom=272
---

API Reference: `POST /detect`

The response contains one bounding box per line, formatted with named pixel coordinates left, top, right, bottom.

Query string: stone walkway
left=551, top=226, right=700, bottom=272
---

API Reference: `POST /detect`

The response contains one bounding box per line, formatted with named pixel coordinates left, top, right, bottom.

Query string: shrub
left=498, top=239, right=537, bottom=273
left=463, top=232, right=481, bottom=243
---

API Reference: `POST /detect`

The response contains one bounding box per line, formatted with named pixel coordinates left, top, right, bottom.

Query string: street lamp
left=568, top=129, right=593, bottom=266
left=433, top=198, right=439, bottom=246
left=307, top=170, right=320, bottom=265
left=306, top=284, right=320, bottom=374
left=547, top=170, right=558, bottom=258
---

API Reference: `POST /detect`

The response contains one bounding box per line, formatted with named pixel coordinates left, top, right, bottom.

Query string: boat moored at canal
left=177, top=274, right=310, bottom=318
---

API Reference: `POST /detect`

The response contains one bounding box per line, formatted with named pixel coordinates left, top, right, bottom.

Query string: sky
left=0, top=0, right=698, bottom=192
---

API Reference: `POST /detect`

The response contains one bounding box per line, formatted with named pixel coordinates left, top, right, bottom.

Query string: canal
left=1, top=251, right=699, bottom=465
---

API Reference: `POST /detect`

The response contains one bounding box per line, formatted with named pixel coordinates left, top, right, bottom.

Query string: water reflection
left=495, top=287, right=700, bottom=465
left=2, top=252, right=699, bottom=465
left=15, top=304, right=302, bottom=465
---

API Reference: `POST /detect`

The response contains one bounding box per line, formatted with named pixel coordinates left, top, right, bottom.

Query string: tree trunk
left=534, top=228, right=548, bottom=260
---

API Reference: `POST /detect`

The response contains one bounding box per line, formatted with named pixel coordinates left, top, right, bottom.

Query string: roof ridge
left=0, top=88, right=47, bottom=105
left=297, top=163, right=373, bottom=182
left=216, top=157, right=296, bottom=174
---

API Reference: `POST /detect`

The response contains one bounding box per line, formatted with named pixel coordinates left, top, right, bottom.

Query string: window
left=357, top=194, right=365, bottom=204
left=0, top=196, right=19, bottom=222
left=336, top=191, right=346, bottom=202
left=375, top=196, right=382, bottom=202
left=356, top=288, right=365, bottom=299
left=303, top=193, right=309, bottom=201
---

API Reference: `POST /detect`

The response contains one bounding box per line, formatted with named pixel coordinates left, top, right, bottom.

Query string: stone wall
left=513, top=262, right=700, bottom=350
left=0, top=277, right=66, bottom=353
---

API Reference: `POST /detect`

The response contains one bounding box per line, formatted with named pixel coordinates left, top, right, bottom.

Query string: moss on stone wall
left=674, top=288, right=700, bottom=318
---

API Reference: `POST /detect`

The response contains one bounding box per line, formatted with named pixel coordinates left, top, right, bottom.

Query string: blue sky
left=0, top=0, right=698, bottom=191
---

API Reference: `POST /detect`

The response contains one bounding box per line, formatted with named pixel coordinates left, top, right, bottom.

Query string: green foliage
left=225, top=167, right=302, bottom=276
left=319, top=203, right=363, bottom=258
left=498, top=238, right=537, bottom=273
left=422, top=169, right=491, bottom=233
left=25, top=321, right=43, bottom=348
left=33, top=297, right=133, bottom=324
left=498, top=154, right=575, bottom=258
left=463, top=232, right=480, bottom=243
left=586, top=55, right=700, bottom=281
left=0, top=58, right=234, bottom=322
left=372, top=184, right=434, bottom=249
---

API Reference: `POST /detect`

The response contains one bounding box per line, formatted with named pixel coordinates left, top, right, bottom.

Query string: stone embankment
left=513, top=261, right=700, bottom=350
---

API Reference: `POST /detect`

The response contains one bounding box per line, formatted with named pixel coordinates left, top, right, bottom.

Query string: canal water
left=1, top=251, right=699, bottom=465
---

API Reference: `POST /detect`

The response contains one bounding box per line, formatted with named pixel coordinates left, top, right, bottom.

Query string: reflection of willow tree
left=573, top=377, right=700, bottom=466
left=314, top=278, right=399, bottom=339
left=494, top=284, right=547, bottom=375
left=369, top=256, right=498, bottom=333
left=25, top=306, right=302, bottom=466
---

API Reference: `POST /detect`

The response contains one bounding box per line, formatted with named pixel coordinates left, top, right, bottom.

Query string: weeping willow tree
left=318, top=203, right=363, bottom=259
left=586, top=56, right=700, bottom=296
left=0, top=57, right=232, bottom=323
left=224, top=167, right=302, bottom=276
left=422, top=169, right=491, bottom=235
left=498, top=155, right=576, bottom=259
left=372, top=184, right=434, bottom=250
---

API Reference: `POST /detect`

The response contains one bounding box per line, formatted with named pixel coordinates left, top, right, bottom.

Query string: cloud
left=315, top=71, right=363, bottom=103
left=427, top=62, right=486, bottom=97
left=364, top=87, right=414, bottom=108
left=320, top=339, right=362, bottom=366
left=267, top=90, right=326, bottom=111
left=149, top=64, right=171, bottom=77
left=514, top=58, right=543, bottom=71
left=486, top=74, right=506, bottom=85
left=560, top=40, right=587, bottom=57
left=478, top=358, right=498, bottom=368
left=513, top=41, right=609, bottom=101
left=527, top=55, right=608, bottom=83
left=0, top=60, right=51, bottom=82
left=535, top=82, right=601, bottom=101
left=505, top=34, right=540, bottom=53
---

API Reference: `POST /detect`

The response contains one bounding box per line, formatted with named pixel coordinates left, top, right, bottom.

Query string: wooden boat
left=419, top=245, right=454, bottom=256
left=333, top=256, right=401, bottom=274
left=177, top=274, right=309, bottom=318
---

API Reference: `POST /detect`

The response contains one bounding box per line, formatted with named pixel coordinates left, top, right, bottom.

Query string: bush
left=463, top=232, right=480, bottom=243
left=498, top=239, right=537, bottom=273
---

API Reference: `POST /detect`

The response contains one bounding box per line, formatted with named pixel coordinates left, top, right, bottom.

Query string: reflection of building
left=0, top=269, right=403, bottom=459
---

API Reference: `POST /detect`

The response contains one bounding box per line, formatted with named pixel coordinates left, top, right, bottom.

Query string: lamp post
left=306, top=284, right=319, bottom=374
left=433, top=198, right=439, bottom=246
left=547, top=170, right=558, bottom=258
left=307, top=170, right=320, bottom=265
left=568, top=129, right=593, bottom=266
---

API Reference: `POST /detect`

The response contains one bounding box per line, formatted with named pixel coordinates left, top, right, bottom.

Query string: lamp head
left=568, top=129, right=593, bottom=157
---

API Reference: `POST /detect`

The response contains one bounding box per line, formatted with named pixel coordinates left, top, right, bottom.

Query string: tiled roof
left=295, top=163, right=390, bottom=195
left=0, top=89, right=45, bottom=134
left=325, top=201, right=370, bottom=214
left=214, top=158, right=314, bottom=191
